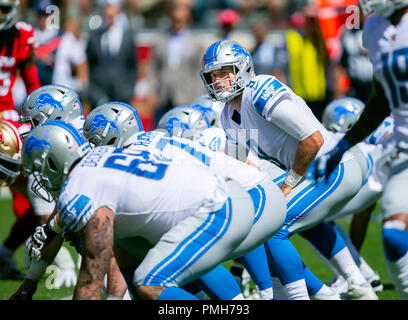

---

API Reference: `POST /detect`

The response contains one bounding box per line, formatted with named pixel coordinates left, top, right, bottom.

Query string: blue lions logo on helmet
left=164, top=117, right=190, bottom=134
left=231, top=43, right=252, bottom=63
left=35, top=93, right=65, bottom=112
left=332, top=106, right=357, bottom=123
left=89, top=114, right=120, bottom=134
left=25, top=129, right=53, bottom=159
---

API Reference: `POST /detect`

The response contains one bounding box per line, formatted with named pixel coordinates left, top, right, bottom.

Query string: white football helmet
left=21, top=120, right=90, bottom=202
left=20, top=85, right=83, bottom=129
left=359, top=0, right=407, bottom=17
left=322, top=97, right=366, bottom=134
left=157, top=105, right=217, bottom=140
left=0, top=0, right=19, bottom=31
left=83, top=102, right=144, bottom=148
left=200, top=40, right=255, bottom=103
left=0, top=120, right=22, bottom=186
left=191, top=93, right=225, bottom=128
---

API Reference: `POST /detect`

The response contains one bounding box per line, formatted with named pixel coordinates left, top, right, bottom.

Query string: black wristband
left=42, top=223, right=57, bottom=245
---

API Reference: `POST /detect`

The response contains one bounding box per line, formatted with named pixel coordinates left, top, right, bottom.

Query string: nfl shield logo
left=128, top=119, right=136, bottom=127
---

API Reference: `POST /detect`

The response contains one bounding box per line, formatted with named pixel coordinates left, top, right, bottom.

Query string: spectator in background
left=285, top=4, right=330, bottom=120
left=33, top=0, right=62, bottom=85
left=238, top=0, right=293, bottom=29
left=86, top=0, right=137, bottom=108
left=216, top=8, right=240, bottom=40
left=334, top=8, right=373, bottom=102
left=251, top=20, right=287, bottom=83
left=191, top=0, right=238, bottom=27
left=65, top=0, right=96, bottom=38
left=52, top=17, right=89, bottom=113
left=150, top=2, right=206, bottom=126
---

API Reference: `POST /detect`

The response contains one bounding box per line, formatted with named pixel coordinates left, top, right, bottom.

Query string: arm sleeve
left=265, top=96, right=320, bottom=141
left=21, top=62, right=41, bottom=94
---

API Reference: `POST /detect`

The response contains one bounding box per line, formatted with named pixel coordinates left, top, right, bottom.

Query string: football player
left=84, top=102, right=287, bottom=300
left=13, top=96, right=132, bottom=299
left=157, top=105, right=278, bottom=300
left=313, top=0, right=408, bottom=299
left=0, top=0, right=41, bottom=279
left=16, top=120, right=283, bottom=300
left=0, top=0, right=41, bottom=112
left=199, top=39, right=377, bottom=299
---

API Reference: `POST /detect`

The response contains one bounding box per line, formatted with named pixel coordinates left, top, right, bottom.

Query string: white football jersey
left=363, top=13, right=408, bottom=146
left=130, top=130, right=270, bottom=191
left=57, top=146, right=228, bottom=242
left=220, top=75, right=338, bottom=171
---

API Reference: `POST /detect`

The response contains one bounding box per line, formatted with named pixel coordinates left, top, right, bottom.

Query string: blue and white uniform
left=219, top=74, right=367, bottom=299
left=363, top=12, right=408, bottom=299
left=57, top=145, right=256, bottom=295
left=130, top=130, right=287, bottom=257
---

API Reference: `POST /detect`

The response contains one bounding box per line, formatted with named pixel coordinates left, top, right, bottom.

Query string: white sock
left=359, top=256, right=376, bottom=280
left=259, top=287, right=273, bottom=300
left=123, top=290, right=132, bottom=300
left=232, top=293, right=245, bottom=300
left=329, top=247, right=368, bottom=286
left=314, top=284, right=337, bottom=297
left=0, top=244, right=13, bottom=259
left=385, top=251, right=408, bottom=300
left=271, top=276, right=288, bottom=300
left=103, top=273, right=108, bottom=295
left=284, top=279, right=310, bottom=300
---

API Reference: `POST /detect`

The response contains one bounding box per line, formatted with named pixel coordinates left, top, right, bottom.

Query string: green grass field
left=0, top=196, right=399, bottom=300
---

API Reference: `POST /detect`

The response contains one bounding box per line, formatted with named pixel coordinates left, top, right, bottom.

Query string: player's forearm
left=292, top=131, right=324, bottom=176
left=345, top=81, right=389, bottom=145
left=41, top=233, right=64, bottom=264
left=25, top=235, right=63, bottom=284
left=20, top=53, right=41, bottom=94
left=74, top=207, right=114, bottom=300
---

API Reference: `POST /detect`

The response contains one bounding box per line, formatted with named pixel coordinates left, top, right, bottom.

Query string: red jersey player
left=0, top=0, right=42, bottom=280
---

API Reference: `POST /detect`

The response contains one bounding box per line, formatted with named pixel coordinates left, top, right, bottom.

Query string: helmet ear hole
left=107, top=137, right=116, bottom=145
left=48, top=157, right=58, bottom=172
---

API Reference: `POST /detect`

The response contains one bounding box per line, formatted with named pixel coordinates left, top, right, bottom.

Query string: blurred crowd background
left=12, top=0, right=373, bottom=130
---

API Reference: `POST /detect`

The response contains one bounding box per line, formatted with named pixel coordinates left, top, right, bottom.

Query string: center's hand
left=280, top=183, right=293, bottom=197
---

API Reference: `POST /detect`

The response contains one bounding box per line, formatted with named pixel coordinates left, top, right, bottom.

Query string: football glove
left=308, top=138, right=351, bottom=183
left=25, top=223, right=58, bottom=263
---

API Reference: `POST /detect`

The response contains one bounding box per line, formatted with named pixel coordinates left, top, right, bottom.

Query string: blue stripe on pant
left=143, top=199, right=232, bottom=286
left=266, top=164, right=345, bottom=285
left=239, top=184, right=272, bottom=291
left=279, top=163, right=345, bottom=237
left=248, top=184, right=266, bottom=225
